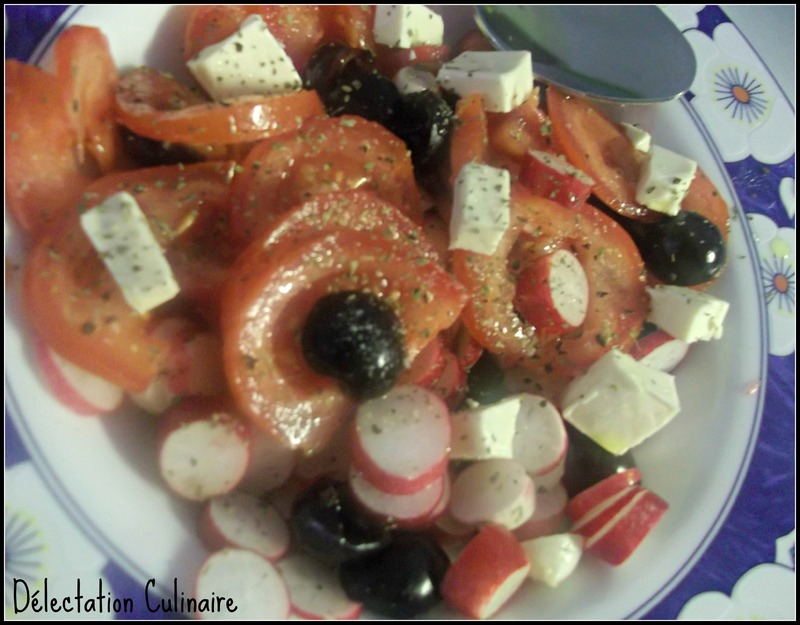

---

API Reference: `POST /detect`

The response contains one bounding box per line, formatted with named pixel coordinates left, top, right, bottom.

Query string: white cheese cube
left=449, top=163, right=511, bottom=255
left=620, top=122, right=652, bottom=153
left=561, top=349, right=680, bottom=455
left=80, top=192, right=180, bottom=315
left=635, top=144, right=697, bottom=216
left=646, top=285, right=730, bottom=343
left=437, top=51, right=534, bottom=113
left=373, top=5, right=444, bottom=48
left=450, top=395, right=522, bottom=460
left=187, top=14, right=302, bottom=101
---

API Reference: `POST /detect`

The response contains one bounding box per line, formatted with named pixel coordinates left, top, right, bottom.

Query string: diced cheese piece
left=635, top=145, right=697, bottom=216
left=527, top=150, right=595, bottom=186
left=393, top=65, right=438, bottom=94
left=450, top=395, right=522, bottom=460
left=561, top=349, right=680, bottom=455
left=187, top=14, right=302, bottom=101
left=80, top=191, right=179, bottom=315
left=620, top=122, right=652, bottom=153
left=646, top=285, right=730, bottom=343
left=373, top=5, right=444, bottom=48
left=437, top=51, right=534, bottom=113
left=449, top=163, right=511, bottom=255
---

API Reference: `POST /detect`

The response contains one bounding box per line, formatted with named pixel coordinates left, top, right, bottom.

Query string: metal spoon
left=474, top=5, right=697, bottom=103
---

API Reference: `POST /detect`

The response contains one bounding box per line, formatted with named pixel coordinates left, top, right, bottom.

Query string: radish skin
left=238, top=428, right=296, bottom=496
left=349, top=468, right=445, bottom=527
left=277, top=553, right=363, bottom=620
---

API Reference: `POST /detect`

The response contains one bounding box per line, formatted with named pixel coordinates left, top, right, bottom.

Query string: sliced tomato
left=222, top=227, right=467, bottom=453
left=455, top=29, right=495, bottom=54
left=453, top=184, right=648, bottom=393
left=5, top=60, right=95, bottom=235
left=231, top=115, right=421, bottom=242
left=546, top=87, right=655, bottom=221
left=182, top=5, right=325, bottom=71
left=319, top=5, right=376, bottom=50
left=681, top=167, right=731, bottom=242
left=55, top=25, right=121, bottom=173
left=449, top=93, right=489, bottom=184
left=373, top=43, right=451, bottom=79
left=114, top=66, right=325, bottom=146
left=23, top=161, right=238, bottom=392
left=486, top=90, right=551, bottom=172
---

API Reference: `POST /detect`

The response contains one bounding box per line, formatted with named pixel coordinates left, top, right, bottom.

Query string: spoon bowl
left=474, top=5, right=696, bottom=103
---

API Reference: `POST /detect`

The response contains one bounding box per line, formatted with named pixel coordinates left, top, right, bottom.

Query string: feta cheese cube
left=437, top=51, right=534, bottom=113
left=373, top=5, right=444, bottom=48
left=561, top=349, right=680, bottom=456
left=635, top=145, right=697, bottom=216
left=187, top=14, right=302, bottom=101
left=449, top=163, right=511, bottom=255
left=450, top=395, right=522, bottom=460
left=646, top=285, right=730, bottom=343
left=80, top=192, right=180, bottom=315
left=620, top=122, right=652, bottom=153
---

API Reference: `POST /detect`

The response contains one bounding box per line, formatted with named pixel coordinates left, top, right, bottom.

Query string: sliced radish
left=238, top=428, right=296, bottom=496
left=158, top=397, right=252, bottom=501
left=532, top=456, right=565, bottom=490
left=521, top=532, right=583, bottom=587
left=396, top=335, right=446, bottom=387
left=581, top=487, right=668, bottom=566
left=449, top=458, right=535, bottom=531
left=277, top=553, right=363, bottom=620
left=513, top=482, right=568, bottom=541
left=519, top=148, right=594, bottom=210
left=512, top=394, right=568, bottom=476
left=35, top=338, right=123, bottom=415
left=350, top=385, right=450, bottom=495
left=441, top=524, right=531, bottom=620
left=629, top=326, right=689, bottom=372
left=513, top=249, right=589, bottom=336
left=198, top=491, right=289, bottom=562
left=292, top=421, right=352, bottom=484
left=349, top=467, right=445, bottom=527
left=194, top=548, right=290, bottom=619
left=450, top=395, right=521, bottom=460
left=266, top=480, right=310, bottom=521
left=565, top=467, right=642, bottom=522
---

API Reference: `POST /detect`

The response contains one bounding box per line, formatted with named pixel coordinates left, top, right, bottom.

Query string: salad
left=5, top=4, right=736, bottom=620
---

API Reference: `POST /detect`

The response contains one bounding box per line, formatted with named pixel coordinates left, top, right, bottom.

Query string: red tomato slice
left=182, top=5, right=325, bottom=71
left=486, top=90, right=551, bottom=172
left=373, top=43, right=451, bottom=78
left=23, top=161, right=238, bottom=392
left=453, top=184, right=648, bottom=392
left=681, top=167, right=731, bottom=242
left=546, top=87, right=655, bottom=221
left=223, top=227, right=467, bottom=453
left=231, top=115, right=421, bottom=242
left=449, top=94, right=489, bottom=184
left=55, top=25, right=121, bottom=173
left=319, top=5, right=376, bottom=50
left=114, top=66, right=325, bottom=146
left=5, top=60, right=95, bottom=235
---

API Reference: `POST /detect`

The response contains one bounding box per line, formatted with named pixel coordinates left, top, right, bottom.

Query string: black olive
left=302, top=43, right=375, bottom=101
left=386, top=89, right=454, bottom=169
left=302, top=290, right=405, bottom=400
left=466, top=351, right=509, bottom=405
left=290, top=479, right=392, bottom=565
left=620, top=211, right=727, bottom=286
left=324, top=65, right=402, bottom=127
left=339, top=532, right=450, bottom=618
left=562, top=422, right=637, bottom=498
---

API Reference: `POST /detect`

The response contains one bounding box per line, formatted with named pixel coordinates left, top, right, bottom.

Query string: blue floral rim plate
left=4, top=5, right=795, bottom=620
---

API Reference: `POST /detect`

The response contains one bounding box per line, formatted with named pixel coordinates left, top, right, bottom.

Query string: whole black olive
left=323, top=65, right=403, bottom=127
left=466, top=351, right=509, bottom=405
left=339, top=533, right=450, bottom=618
left=301, top=290, right=405, bottom=400
left=302, top=43, right=375, bottom=102
left=386, top=89, right=454, bottom=169
left=621, top=211, right=727, bottom=286
left=290, top=479, right=391, bottom=565
left=562, top=422, right=637, bottom=498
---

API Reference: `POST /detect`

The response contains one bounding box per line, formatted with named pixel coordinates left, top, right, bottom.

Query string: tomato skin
left=681, top=167, right=730, bottom=242
left=5, top=60, right=95, bottom=235
left=449, top=94, right=489, bottom=184
left=454, top=184, right=648, bottom=392
left=320, top=5, right=376, bottom=50
left=23, top=161, right=238, bottom=392
left=183, top=5, right=325, bottom=71
left=546, top=87, right=655, bottom=221
left=232, top=115, right=421, bottom=242
left=486, top=90, right=550, bottom=168
left=55, top=25, right=121, bottom=173
left=114, top=67, right=325, bottom=146
left=373, top=43, right=451, bottom=78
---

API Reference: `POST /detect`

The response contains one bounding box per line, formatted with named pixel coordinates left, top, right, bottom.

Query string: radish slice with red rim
left=277, top=553, right=363, bottom=620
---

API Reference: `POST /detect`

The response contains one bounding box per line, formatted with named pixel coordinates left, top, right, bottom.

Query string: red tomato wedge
left=223, top=197, right=467, bottom=452
left=486, top=90, right=550, bottom=166
left=319, top=5, right=376, bottom=50
left=231, top=115, right=421, bottom=242
left=182, top=5, right=325, bottom=71
left=681, top=167, right=731, bottom=242
left=114, top=66, right=325, bottom=146
left=5, top=60, right=94, bottom=235
left=23, top=161, right=237, bottom=392
left=54, top=25, right=121, bottom=173
left=453, top=184, right=648, bottom=392
left=373, top=43, right=451, bottom=79
left=449, top=94, right=489, bottom=183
